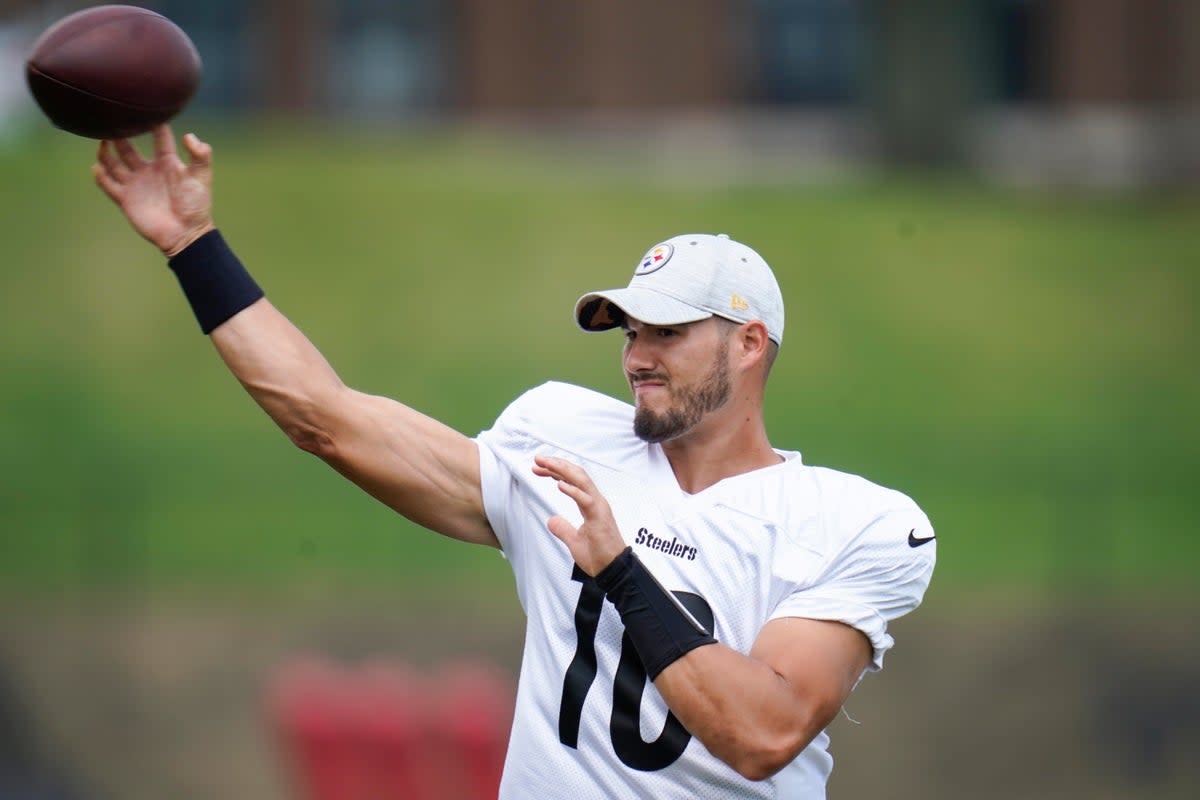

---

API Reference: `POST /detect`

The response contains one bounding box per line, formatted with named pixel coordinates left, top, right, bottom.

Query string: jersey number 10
left=558, top=565, right=714, bottom=771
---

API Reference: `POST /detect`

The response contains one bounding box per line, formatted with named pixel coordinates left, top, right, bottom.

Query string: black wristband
left=595, top=547, right=717, bottom=680
left=167, top=229, right=264, bottom=334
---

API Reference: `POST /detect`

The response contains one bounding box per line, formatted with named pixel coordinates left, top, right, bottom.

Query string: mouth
left=631, top=380, right=667, bottom=398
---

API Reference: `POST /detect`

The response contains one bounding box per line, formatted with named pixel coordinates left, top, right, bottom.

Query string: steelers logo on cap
left=635, top=243, right=674, bottom=276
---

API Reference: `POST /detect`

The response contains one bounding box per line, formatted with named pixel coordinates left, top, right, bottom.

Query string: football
left=25, top=5, right=202, bottom=140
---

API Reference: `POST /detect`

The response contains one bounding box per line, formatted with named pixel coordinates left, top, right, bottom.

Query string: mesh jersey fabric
left=474, top=381, right=936, bottom=799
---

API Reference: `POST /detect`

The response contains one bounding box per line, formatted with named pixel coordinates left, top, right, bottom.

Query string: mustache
left=628, top=372, right=669, bottom=385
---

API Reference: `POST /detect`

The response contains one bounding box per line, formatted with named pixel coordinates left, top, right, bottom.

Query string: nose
left=623, top=334, right=656, bottom=374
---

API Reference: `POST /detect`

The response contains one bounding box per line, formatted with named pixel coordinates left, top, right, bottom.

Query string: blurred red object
left=431, top=662, right=515, bottom=800
left=269, top=659, right=361, bottom=800
left=356, top=662, right=439, bottom=799
left=267, top=658, right=513, bottom=800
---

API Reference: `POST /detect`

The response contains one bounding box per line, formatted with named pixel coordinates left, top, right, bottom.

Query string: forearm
left=590, top=549, right=851, bottom=781
left=210, top=298, right=348, bottom=450
left=213, top=299, right=471, bottom=513
left=653, top=644, right=828, bottom=781
left=166, top=230, right=347, bottom=447
left=194, top=247, right=494, bottom=545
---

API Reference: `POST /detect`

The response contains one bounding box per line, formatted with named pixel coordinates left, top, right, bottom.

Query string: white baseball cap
left=575, top=233, right=785, bottom=345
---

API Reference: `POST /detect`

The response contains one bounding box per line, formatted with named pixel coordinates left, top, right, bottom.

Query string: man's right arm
left=92, top=124, right=498, bottom=548
left=210, top=297, right=498, bottom=547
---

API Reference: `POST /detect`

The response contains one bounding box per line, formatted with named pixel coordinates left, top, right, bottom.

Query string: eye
left=623, top=329, right=636, bottom=341
left=656, top=328, right=677, bottom=338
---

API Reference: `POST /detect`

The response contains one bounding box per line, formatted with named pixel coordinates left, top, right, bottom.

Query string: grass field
left=1, top=120, right=1197, bottom=596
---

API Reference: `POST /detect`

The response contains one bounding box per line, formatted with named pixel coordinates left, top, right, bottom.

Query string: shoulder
left=480, top=381, right=640, bottom=466
left=496, top=381, right=631, bottom=427
left=806, top=464, right=925, bottom=523
left=492, top=381, right=633, bottom=441
left=771, top=460, right=933, bottom=559
left=764, top=462, right=936, bottom=668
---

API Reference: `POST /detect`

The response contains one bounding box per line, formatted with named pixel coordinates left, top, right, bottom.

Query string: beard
left=632, top=338, right=732, bottom=443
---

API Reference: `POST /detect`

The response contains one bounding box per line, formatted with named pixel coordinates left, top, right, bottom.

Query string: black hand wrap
left=594, top=547, right=717, bottom=680
left=168, top=229, right=264, bottom=334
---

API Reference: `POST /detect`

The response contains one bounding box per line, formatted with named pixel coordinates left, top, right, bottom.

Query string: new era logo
left=730, top=293, right=749, bottom=311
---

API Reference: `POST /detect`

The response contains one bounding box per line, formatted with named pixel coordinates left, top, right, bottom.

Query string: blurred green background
left=2, top=1, right=1200, bottom=799
left=2, top=125, right=1197, bottom=598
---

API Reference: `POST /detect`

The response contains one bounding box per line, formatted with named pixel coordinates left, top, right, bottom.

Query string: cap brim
left=575, top=287, right=713, bottom=332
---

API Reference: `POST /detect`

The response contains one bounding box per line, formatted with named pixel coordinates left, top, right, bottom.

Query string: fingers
left=113, top=138, right=146, bottom=170
left=96, top=140, right=129, bottom=179
left=533, top=456, right=602, bottom=509
left=182, top=132, right=212, bottom=170
left=545, top=515, right=577, bottom=544
left=91, top=161, right=123, bottom=200
left=152, top=124, right=177, bottom=159
left=554, top=479, right=592, bottom=508
left=534, top=456, right=626, bottom=575
left=94, top=141, right=132, bottom=200
left=532, top=455, right=597, bottom=490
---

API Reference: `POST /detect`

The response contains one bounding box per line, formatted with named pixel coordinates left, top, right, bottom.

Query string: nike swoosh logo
left=908, top=529, right=935, bottom=548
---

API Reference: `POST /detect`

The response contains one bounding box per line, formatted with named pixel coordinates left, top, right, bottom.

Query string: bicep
left=750, top=616, right=873, bottom=725
left=319, top=388, right=499, bottom=547
left=207, top=300, right=496, bottom=546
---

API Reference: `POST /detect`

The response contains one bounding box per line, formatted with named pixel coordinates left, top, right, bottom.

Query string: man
left=92, top=125, right=936, bottom=798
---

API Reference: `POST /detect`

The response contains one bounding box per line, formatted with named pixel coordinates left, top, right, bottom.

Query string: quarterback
left=92, top=126, right=936, bottom=799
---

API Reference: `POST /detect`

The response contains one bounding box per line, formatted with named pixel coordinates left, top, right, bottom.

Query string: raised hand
left=92, top=124, right=215, bottom=257
left=532, top=455, right=628, bottom=576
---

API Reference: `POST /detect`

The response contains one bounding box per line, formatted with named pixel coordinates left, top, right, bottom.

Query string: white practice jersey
left=475, top=382, right=936, bottom=799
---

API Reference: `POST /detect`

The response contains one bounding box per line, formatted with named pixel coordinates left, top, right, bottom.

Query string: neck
left=659, top=395, right=780, bottom=494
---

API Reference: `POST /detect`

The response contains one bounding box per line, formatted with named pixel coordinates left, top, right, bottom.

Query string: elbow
left=731, top=739, right=800, bottom=782
left=277, top=390, right=344, bottom=457
left=728, top=706, right=833, bottom=782
left=284, top=420, right=336, bottom=457
left=240, top=373, right=350, bottom=458
left=717, top=725, right=805, bottom=781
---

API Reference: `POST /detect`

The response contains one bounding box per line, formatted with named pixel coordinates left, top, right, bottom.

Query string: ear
left=735, top=320, right=771, bottom=371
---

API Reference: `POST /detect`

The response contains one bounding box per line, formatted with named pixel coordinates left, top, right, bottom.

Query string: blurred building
left=5, top=0, right=1198, bottom=185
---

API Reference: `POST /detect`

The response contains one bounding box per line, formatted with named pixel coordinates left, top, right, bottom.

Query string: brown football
left=25, top=5, right=202, bottom=140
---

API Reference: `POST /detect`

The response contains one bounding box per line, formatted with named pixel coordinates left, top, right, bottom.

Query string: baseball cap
left=574, top=233, right=785, bottom=345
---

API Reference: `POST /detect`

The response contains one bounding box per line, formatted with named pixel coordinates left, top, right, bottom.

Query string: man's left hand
left=532, top=455, right=627, bottom=576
